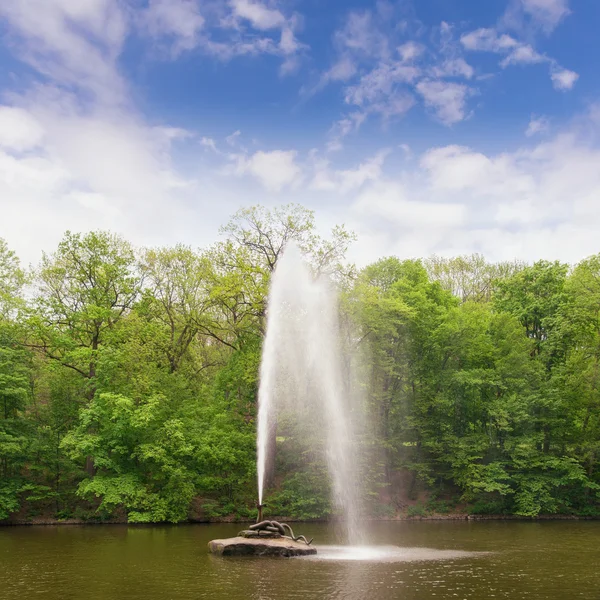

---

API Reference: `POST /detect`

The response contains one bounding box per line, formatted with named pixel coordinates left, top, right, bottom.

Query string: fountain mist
left=256, top=243, right=362, bottom=542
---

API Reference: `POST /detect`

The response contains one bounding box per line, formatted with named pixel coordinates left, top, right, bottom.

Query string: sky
left=1, top=0, right=600, bottom=267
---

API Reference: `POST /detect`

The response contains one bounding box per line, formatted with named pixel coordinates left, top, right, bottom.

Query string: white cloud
left=416, top=80, right=473, bottom=125
left=397, top=41, right=424, bottom=63
left=343, top=118, right=600, bottom=265
left=279, top=27, right=300, bottom=54
left=137, top=0, right=305, bottom=69
left=230, top=0, right=285, bottom=30
left=326, top=58, right=359, bottom=83
left=460, top=28, right=518, bottom=52
left=0, top=0, right=207, bottom=264
left=200, top=137, right=218, bottom=152
left=499, top=44, right=545, bottom=67
left=311, top=150, right=389, bottom=194
left=353, top=181, right=466, bottom=228
left=0, top=106, right=45, bottom=151
left=503, top=0, right=571, bottom=34
left=420, top=145, right=500, bottom=191
left=521, top=0, right=571, bottom=29
left=327, top=112, right=367, bottom=152
left=0, top=0, right=595, bottom=273
left=344, top=62, right=420, bottom=107
left=226, top=130, right=242, bottom=146
left=233, top=149, right=302, bottom=191
left=525, top=115, right=550, bottom=136
left=432, top=58, right=475, bottom=79
left=348, top=180, right=467, bottom=261
left=551, top=68, right=579, bottom=90
left=334, top=10, right=388, bottom=59
left=0, top=0, right=128, bottom=105
left=278, top=27, right=306, bottom=75
left=142, top=0, right=205, bottom=54
left=461, top=26, right=577, bottom=90
left=320, top=8, right=480, bottom=147
left=0, top=96, right=197, bottom=263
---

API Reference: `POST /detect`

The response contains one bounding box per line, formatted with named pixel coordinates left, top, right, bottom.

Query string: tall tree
left=30, top=231, right=141, bottom=383
left=426, top=254, right=523, bottom=303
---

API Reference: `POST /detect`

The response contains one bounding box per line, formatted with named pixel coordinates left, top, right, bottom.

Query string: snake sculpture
left=249, top=520, right=313, bottom=546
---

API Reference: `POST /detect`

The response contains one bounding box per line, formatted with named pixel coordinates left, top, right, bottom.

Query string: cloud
left=344, top=63, right=420, bottom=107
left=318, top=7, right=482, bottom=149
left=460, top=28, right=518, bottom=52
left=325, top=58, right=359, bottom=83
left=348, top=181, right=468, bottom=261
left=142, top=0, right=205, bottom=54
left=233, top=149, right=302, bottom=191
left=0, top=0, right=128, bottom=105
left=504, top=0, right=571, bottom=34
left=551, top=67, right=579, bottom=90
left=0, top=0, right=595, bottom=274
left=230, top=0, right=285, bottom=30
left=419, top=145, right=502, bottom=191
left=0, top=0, right=208, bottom=264
left=327, top=112, right=367, bottom=152
left=461, top=26, right=577, bottom=90
left=431, top=58, right=475, bottom=79
left=499, top=44, right=545, bottom=67
left=310, top=150, right=390, bottom=194
left=416, top=80, right=473, bottom=125
left=0, top=93, right=197, bottom=263
left=137, top=0, right=305, bottom=70
left=353, top=183, right=466, bottom=229
left=226, top=130, right=242, bottom=147
left=200, top=136, right=219, bottom=152
left=521, top=0, right=571, bottom=29
left=0, top=106, right=45, bottom=151
left=343, top=116, right=600, bottom=265
left=397, top=41, right=425, bottom=63
left=334, top=10, right=388, bottom=59
left=525, top=115, right=550, bottom=136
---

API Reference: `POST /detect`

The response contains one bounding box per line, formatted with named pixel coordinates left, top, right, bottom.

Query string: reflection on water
left=1, top=520, right=600, bottom=600
left=306, top=544, right=483, bottom=562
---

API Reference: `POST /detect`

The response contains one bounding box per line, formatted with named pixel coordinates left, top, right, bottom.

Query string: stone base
left=237, top=529, right=282, bottom=539
left=208, top=536, right=317, bottom=557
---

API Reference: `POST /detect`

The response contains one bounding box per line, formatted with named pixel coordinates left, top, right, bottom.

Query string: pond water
left=1, top=520, right=599, bottom=599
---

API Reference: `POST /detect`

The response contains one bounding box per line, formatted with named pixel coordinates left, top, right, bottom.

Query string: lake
left=1, top=520, right=599, bottom=599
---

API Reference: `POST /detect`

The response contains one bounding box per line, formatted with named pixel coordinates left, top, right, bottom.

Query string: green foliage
left=406, top=503, right=427, bottom=517
left=61, top=392, right=199, bottom=523
left=425, top=498, right=454, bottom=514
left=268, top=470, right=333, bottom=520
left=0, top=480, right=22, bottom=520
left=2, top=217, right=600, bottom=523
left=468, top=497, right=511, bottom=515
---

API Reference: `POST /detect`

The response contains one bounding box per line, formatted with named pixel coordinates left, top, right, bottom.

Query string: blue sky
left=1, top=0, right=599, bottom=265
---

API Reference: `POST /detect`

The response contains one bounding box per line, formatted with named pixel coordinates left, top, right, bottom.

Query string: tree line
left=1, top=204, right=599, bottom=522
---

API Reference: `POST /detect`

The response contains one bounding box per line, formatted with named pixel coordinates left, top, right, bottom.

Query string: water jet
left=209, top=243, right=361, bottom=556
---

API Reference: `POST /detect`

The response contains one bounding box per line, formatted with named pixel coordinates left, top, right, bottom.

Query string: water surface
left=1, top=520, right=599, bottom=599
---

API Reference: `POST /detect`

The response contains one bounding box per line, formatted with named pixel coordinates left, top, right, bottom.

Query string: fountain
left=208, top=243, right=361, bottom=557
left=256, top=242, right=362, bottom=539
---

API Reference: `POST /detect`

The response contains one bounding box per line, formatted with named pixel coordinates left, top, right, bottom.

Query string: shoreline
left=2, top=513, right=598, bottom=527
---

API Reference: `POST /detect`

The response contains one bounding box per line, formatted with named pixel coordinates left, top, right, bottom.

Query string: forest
left=1, top=203, right=600, bottom=524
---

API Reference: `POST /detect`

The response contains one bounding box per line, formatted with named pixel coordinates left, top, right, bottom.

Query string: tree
left=30, top=231, right=141, bottom=382
left=139, top=245, right=213, bottom=373
left=0, top=240, right=32, bottom=518
left=425, top=254, right=523, bottom=303
left=220, top=203, right=356, bottom=279
left=0, top=328, right=32, bottom=519
left=494, top=260, right=568, bottom=361
left=0, top=238, right=26, bottom=319
left=552, top=256, right=600, bottom=493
